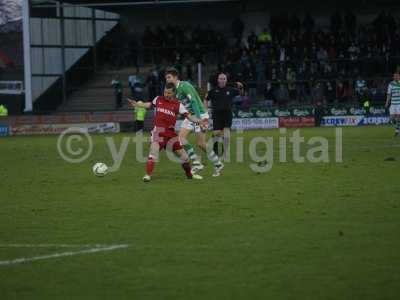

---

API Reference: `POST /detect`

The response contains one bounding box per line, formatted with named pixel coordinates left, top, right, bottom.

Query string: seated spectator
left=325, top=81, right=336, bottom=103
left=311, top=81, right=326, bottom=105
left=264, top=82, right=275, bottom=106
left=286, top=68, right=297, bottom=101
left=111, top=75, right=123, bottom=108
left=232, top=93, right=243, bottom=110
left=241, top=91, right=251, bottom=110
left=317, top=47, right=328, bottom=63
left=354, top=75, right=367, bottom=101
left=274, top=83, right=290, bottom=106
left=128, top=72, right=145, bottom=100
left=336, top=81, right=350, bottom=103
left=370, top=80, right=386, bottom=103
left=145, top=69, right=161, bottom=100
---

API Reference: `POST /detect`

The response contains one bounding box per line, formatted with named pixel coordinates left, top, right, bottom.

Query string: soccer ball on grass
left=92, top=162, right=108, bottom=177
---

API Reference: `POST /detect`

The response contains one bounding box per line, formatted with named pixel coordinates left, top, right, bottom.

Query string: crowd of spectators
left=104, top=11, right=400, bottom=107
left=216, top=11, right=400, bottom=106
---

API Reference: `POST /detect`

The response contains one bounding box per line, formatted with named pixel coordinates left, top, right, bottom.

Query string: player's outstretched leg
left=175, top=149, right=202, bottom=180
left=212, top=131, right=224, bottom=157
left=212, top=128, right=231, bottom=160
left=197, top=132, right=224, bottom=177
left=143, top=157, right=154, bottom=182
left=209, top=151, right=224, bottom=177
left=143, top=142, right=160, bottom=182
left=179, top=127, right=204, bottom=171
left=183, top=143, right=204, bottom=170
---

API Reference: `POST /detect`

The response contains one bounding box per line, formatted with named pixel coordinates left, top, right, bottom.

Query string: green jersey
left=387, top=80, right=400, bottom=105
left=175, top=81, right=207, bottom=118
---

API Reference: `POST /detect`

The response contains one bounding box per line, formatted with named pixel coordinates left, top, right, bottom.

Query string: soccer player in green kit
left=386, top=68, right=400, bottom=137
left=165, top=68, right=224, bottom=177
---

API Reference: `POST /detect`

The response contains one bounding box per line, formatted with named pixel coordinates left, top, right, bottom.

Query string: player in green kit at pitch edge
left=386, top=68, right=400, bottom=137
left=165, top=68, right=224, bottom=177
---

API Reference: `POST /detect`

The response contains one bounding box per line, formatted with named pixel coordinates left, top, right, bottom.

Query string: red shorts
left=151, top=127, right=182, bottom=151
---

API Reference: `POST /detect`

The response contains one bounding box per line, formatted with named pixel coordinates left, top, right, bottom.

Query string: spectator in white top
left=128, top=72, right=145, bottom=100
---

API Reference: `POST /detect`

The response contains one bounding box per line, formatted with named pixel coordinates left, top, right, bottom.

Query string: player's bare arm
left=127, top=98, right=152, bottom=109
left=185, top=114, right=207, bottom=129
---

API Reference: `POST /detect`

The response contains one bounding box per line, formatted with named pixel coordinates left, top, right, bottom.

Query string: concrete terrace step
left=64, top=99, right=115, bottom=105
left=68, top=91, right=117, bottom=98
left=61, top=65, right=156, bottom=112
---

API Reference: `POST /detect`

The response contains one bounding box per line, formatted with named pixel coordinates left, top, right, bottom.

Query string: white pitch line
left=0, top=244, right=129, bottom=266
left=0, top=244, right=125, bottom=248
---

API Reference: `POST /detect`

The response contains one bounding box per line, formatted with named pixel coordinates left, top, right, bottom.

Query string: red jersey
left=152, top=96, right=188, bottom=131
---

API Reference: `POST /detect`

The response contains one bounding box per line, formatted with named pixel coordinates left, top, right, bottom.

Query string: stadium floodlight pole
left=22, top=0, right=33, bottom=112
left=32, top=0, right=238, bottom=8
left=91, top=9, right=97, bottom=73
left=59, top=0, right=67, bottom=105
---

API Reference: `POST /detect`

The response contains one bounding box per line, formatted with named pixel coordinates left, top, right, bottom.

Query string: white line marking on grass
left=0, top=244, right=128, bottom=266
left=0, top=244, right=125, bottom=248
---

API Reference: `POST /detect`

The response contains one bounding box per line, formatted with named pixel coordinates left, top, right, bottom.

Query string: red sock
left=182, top=162, right=192, bottom=178
left=146, top=158, right=155, bottom=176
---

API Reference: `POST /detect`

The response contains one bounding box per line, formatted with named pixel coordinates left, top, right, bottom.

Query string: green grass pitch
left=0, top=126, right=399, bottom=299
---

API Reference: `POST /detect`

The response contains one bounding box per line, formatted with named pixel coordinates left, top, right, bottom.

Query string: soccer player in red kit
left=128, top=83, right=206, bottom=182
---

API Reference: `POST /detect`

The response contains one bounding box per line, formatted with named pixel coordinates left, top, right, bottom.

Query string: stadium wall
left=30, top=6, right=119, bottom=103
left=0, top=107, right=390, bottom=137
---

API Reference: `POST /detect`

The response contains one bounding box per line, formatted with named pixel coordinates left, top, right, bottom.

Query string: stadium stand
left=3, top=0, right=397, bottom=114
left=53, top=10, right=399, bottom=113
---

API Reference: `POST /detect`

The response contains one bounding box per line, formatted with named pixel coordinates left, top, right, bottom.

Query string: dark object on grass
left=384, top=157, right=396, bottom=161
